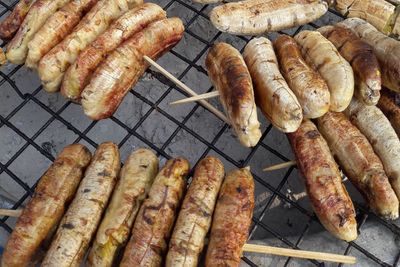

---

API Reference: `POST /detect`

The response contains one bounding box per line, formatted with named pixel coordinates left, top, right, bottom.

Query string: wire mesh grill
left=0, top=0, right=399, bottom=266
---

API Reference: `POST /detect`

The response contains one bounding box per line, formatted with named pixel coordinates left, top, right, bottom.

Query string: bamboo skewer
left=0, top=208, right=22, bottom=217
left=242, top=244, right=356, bottom=264
left=263, top=160, right=297, bottom=171
left=170, top=90, right=220, bottom=105
left=143, top=56, right=230, bottom=124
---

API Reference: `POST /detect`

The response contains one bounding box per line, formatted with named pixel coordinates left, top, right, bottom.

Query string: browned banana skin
left=0, top=0, right=35, bottom=40
left=206, top=42, right=262, bottom=147
left=25, top=0, right=99, bottom=69
left=42, top=142, right=120, bottom=267
left=205, top=168, right=254, bottom=267
left=377, top=89, right=400, bottom=137
left=166, top=156, right=225, bottom=267
left=61, top=3, right=166, bottom=102
left=120, top=158, right=189, bottom=267
left=274, top=34, right=330, bottom=119
left=287, top=120, right=358, bottom=241
left=81, top=17, right=184, bottom=120
left=320, top=25, right=381, bottom=105
left=317, top=112, right=399, bottom=220
left=1, top=144, right=91, bottom=267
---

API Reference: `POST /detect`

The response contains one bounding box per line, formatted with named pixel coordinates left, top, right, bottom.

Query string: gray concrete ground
left=0, top=1, right=399, bottom=266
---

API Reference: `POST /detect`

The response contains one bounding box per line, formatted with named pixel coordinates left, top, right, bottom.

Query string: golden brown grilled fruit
left=210, top=0, right=328, bottom=36
left=205, top=167, right=254, bottom=267
left=61, top=3, right=166, bottom=102
left=319, top=25, right=382, bottom=105
left=345, top=98, right=400, bottom=201
left=166, top=156, right=225, bottom=267
left=120, top=158, right=189, bottom=267
left=25, top=0, right=99, bottom=69
left=295, top=30, right=355, bottom=112
left=0, top=0, right=35, bottom=40
left=87, top=148, right=159, bottom=267
left=243, top=37, right=303, bottom=132
left=335, top=0, right=396, bottom=35
left=288, top=120, right=358, bottom=241
left=317, top=112, right=399, bottom=220
left=6, top=0, right=70, bottom=64
left=206, top=42, right=262, bottom=146
left=338, top=18, right=400, bottom=93
left=38, top=0, right=143, bottom=92
left=81, top=17, right=184, bottom=120
left=274, top=35, right=330, bottom=119
left=42, top=142, right=120, bottom=267
left=1, top=144, right=91, bottom=267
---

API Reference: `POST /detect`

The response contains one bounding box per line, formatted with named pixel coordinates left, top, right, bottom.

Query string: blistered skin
left=81, top=17, right=184, bottom=120
left=377, top=89, right=400, bottom=137
left=42, top=142, right=120, bottom=267
left=210, top=0, right=328, bottom=36
left=338, top=18, right=400, bottom=93
left=317, top=112, right=398, bottom=220
left=206, top=42, right=262, bottom=147
left=205, top=168, right=254, bottom=267
left=1, top=144, right=91, bottom=267
left=0, top=0, right=35, bottom=40
left=61, top=3, right=166, bottom=102
left=166, top=156, right=225, bottom=267
left=38, top=0, right=143, bottom=92
left=243, top=37, right=303, bottom=132
left=120, top=158, right=189, bottom=267
left=88, top=148, right=159, bottom=267
left=295, top=31, right=354, bottom=112
left=335, top=0, right=396, bottom=35
left=275, top=35, right=330, bottom=119
left=6, top=0, right=70, bottom=64
left=318, top=25, right=381, bottom=105
left=25, top=0, right=99, bottom=69
left=288, top=120, right=358, bottom=241
left=345, top=98, right=400, bottom=201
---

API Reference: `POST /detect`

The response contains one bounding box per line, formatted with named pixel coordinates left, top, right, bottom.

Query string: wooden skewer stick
left=170, top=91, right=220, bottom=105
left=143, top=56, right=230, bottom=124
left=263, top=160, right=297, bottom=171
left=242, top=244, right=356, bottom=264
left=0, top=208, right=22, bottom=217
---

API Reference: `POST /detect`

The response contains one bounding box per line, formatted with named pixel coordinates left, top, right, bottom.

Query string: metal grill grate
left=0, top=1, right=399, bottom=266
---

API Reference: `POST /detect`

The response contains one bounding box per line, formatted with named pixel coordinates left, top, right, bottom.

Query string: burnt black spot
left=62, top=223, right=75, bottom=229
left=83, top=189, right=90, bottom=193
left=305, top=130, right=320, bottom=139
left=144, top=215, right=153, bottom=225
left=236, top=186, right=242, bottom=193
left=143, top=187, right=169, bottom=225
left=202, top=210, right=211, bottom=217
left=150, top=244, right=163, bottom=255
left=98, top=170, right=111, bottom=177
left=338, top=212, right=348, bottom=227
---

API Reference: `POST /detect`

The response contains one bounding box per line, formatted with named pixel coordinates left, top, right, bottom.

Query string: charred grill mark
left=61, top=223, right=75, bottom=229
left=150, top=244, right=163, bottom=256
left=142, top=186, right=170, bottom=225
left=305, top=130, right=320, bottom=139
left=338, top=211, right=349, bottom=227
left=163, top=159, right=181, bottom=177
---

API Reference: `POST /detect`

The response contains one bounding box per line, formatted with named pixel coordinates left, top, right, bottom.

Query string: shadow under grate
left=0, top=1, right=399, bottom=266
